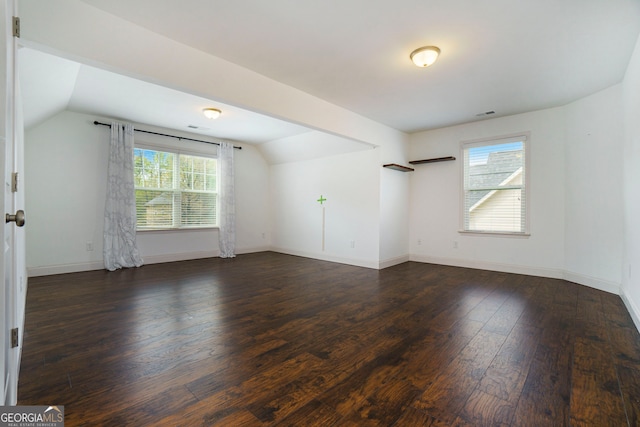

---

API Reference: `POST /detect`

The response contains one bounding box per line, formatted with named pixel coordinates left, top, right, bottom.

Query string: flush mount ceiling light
left=410, top=46, right=440, bottom=68
left=202, top=108, right=222, bottom=119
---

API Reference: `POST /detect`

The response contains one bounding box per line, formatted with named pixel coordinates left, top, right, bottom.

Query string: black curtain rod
left=93, top=121, right=242, bottom=150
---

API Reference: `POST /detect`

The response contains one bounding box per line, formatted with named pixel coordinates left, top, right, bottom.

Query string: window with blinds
left=461, top=134, right=529, bottom=234
left=134, top=147, right=218, bottom=229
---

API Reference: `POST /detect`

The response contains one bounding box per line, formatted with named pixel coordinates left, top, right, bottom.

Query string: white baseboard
left=409, top=254, right=621, bottom=295
left=270, top=247, right=380, bottom=269
left=237, top=246, right=271, bottom=255
left=562, top=270, right=621, bottom=295
left=379, top=254, right=410, bottom=269
left=28, top=260, right=105, bottom=277
left=620, top=288, right=640, bottom=333
left=27, top=246, right=272, bottom=277
left=409, top=254, right=564, bottom=280
left=142, top=250, right=218, bottom=266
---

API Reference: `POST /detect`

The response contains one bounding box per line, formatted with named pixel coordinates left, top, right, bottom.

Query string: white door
left=1, top=0, right=25, bottom=406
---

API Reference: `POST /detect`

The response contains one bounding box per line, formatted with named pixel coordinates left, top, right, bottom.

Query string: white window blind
left=462, top=135, right=528, bottom=234
left=134, top=148, right=218, bottom=229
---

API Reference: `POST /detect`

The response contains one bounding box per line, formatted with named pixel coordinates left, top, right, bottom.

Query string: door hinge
left=11, top=172, right=18, bottom=193
left=12, top=17, right=20, bottom=38
left=11, top=328, right=19, bottom=348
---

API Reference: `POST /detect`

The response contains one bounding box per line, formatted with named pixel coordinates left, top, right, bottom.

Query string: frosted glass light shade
left=410, top=46, right=440, bottom=67
left=203, top=108, right=221, bottom=119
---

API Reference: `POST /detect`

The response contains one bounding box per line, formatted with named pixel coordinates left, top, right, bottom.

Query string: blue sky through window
left=134, top=148, right=158, bottom=160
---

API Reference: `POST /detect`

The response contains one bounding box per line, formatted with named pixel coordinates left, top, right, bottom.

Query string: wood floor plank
left=616, top=364, right=640, bottom=426
left=392, top=406, right=449, bottom=426
left=411, top=329, right=508, bottom=423
left=397, top=318, right=484, bottom=390
left=346, top=377, right=421, bottom=425
left=601, top=293, right=634, bottom=325
left=607, top=322, right=640, bottom=368
left=458, top=389, right=515, bottom=426
left=277, top=399, right=343, bottom=427
left=466, top=285, right=512, bottom=324
left=477, top=322, right=541, bottom=403
left=148, top=386, right=254, bottom=426
left=570, top=336, right=627, bottom=426
left=512, top=343, right=573, bottom=426
left=17, top=253, right=640, bottom=426
left=70, top=384, right=199, bottom=427
left=575, top=287, right=607, bottom=339
left=317, top=340, right=411, bottom=416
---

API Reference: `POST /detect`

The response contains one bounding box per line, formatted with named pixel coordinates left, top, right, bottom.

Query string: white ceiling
left=21, top=0, right=640, bottom=142
left=19, top=48, right=313, bottom=144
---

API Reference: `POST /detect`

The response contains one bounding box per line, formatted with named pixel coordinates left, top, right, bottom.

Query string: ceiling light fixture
left=410, top=46, right=440, bottom=68
left=202, top=108, right=221, bottom=119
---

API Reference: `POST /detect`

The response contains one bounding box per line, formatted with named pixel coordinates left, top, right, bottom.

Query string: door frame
left=2, top=0, right=24, bottom=406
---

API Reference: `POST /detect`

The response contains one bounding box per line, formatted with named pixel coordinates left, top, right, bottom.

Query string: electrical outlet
left=453, top=241, right=458, bottom=249
left=417, top=239, right=422, bottom=245
left=86, top=242, right=93, bottom=251
left=350, top=240, right=355, bottom=248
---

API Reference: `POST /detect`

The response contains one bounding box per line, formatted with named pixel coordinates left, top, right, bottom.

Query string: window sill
left=458, top=230, right=530, bottom=238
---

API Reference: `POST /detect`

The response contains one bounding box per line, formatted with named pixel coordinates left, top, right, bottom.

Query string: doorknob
left=5, top=210, right=25, bottom=227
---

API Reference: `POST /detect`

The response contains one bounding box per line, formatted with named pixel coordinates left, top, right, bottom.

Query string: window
left=461, top=134, right=529, bottom=234
left=134, top=147, right=218, bottom=229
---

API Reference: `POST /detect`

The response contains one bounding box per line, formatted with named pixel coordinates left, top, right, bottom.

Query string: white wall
left=379, top=167, right=411, bottom=267
left=409, top=86, right=631, bottom=294
left=409, top=108, right=567, bottom=278
left=564, top=84, right=624, bottom=292
left=379, top=134, right=411, bottom=267
left=270, top=146, right=381, bottom=268
left=622, top=33, right=640, bottom=327
left=25, top=110, right=270, bottom=276
left=258, top=131, right=372, bottom=165
left=25, top=111, right=106, bottom=273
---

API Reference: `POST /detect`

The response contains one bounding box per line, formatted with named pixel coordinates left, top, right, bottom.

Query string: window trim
left=134, top=143, right=219, bottom=231
left=459, top=132, right=531, bottom=236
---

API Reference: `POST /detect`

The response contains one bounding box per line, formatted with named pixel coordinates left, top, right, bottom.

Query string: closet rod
left=93, top=121, right=242, bottom=150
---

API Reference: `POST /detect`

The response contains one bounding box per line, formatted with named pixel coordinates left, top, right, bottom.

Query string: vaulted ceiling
left=20, top=0, right=640, bottom=148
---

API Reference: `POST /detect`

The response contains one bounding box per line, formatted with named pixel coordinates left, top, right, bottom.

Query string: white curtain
left=218, top=141, right=236, bottom=258
left=103, top=122, right=144, bottom=271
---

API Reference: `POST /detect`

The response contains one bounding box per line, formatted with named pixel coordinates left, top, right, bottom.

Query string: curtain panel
left=218, top=142, right=236, bottom=258
left=103, top=122, right=144, bottom=271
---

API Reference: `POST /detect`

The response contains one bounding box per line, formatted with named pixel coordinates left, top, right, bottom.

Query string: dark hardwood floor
left=18, top=252, right=640, bottom=426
